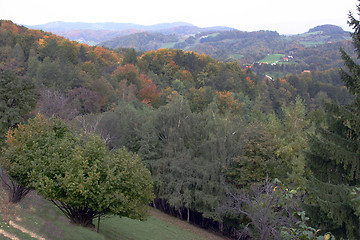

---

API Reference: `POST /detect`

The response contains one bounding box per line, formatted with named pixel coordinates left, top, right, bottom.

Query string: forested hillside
left=98, top=24, right=351, bottom=65
left=0, top=17, right=359, bottom=239
left=28, top=21, right=351, bottom=66
left=27, top=21, right=235, bottom=46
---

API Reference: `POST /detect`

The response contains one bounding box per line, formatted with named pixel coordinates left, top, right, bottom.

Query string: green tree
left=226, top=122, right=282, bottom=188
left=0, top=69, right=37, bottom=145
left=269, top=96, right=311, bottom=188
left=149, top=97, right=241, bottom=226
left=226, top=97, right=310, bottom=190
left=1, top=114, right=154, bottom=227
left=122, top=48, right=137, bottom=65
left=1, top=114, right=70, bottom=202
left=305, top=2, right=360, bottom=238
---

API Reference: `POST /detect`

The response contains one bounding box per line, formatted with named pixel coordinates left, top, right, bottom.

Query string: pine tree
left=305, top=2, right=360, bottom=238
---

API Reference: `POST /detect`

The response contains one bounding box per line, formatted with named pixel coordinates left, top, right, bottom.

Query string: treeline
left=0, top=19, right=358, bottom=239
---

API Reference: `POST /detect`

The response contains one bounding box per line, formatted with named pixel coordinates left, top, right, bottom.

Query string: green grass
left=207, top=33, right=219, bottom=38
left=0, top=187, right=221, bottom=240
left=160, top=42, right=179, bottom=48
left=14, top=194, right=104, bottom=240
left=298, top=31, right=323, bottom=36
left=299, top=41, right=323, bottom=47
left=258, top=54, right=285, bottom=64
left=230, top=54, right=244, bottom=60
left=100, top=216, right=208, bottom=240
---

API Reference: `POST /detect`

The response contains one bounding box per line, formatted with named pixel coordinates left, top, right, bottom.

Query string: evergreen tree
left=306, top=2, right=360, bottom=238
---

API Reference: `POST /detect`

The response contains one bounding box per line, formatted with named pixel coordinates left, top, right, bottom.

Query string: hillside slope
left=99, top=24, right=351, bottom=65
left=0, top=185, right=227, bottom=240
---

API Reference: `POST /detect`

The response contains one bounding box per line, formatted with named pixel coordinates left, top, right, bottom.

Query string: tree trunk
left=187, top=207, right=190, bottom=223
left=219, top=222, right=223, bottom=233
left=1, top=171, right=31, bottom=203
left=178, top=209, right=183, bottom=220
left=97, top=215, right=100, bottom=233
left=50, top=200, right=97, bottom=228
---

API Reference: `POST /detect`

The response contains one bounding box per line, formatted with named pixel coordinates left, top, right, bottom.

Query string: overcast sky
left=1, top=0, right=358, bottom=34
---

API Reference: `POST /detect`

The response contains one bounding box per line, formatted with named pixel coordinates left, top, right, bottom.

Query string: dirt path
left=9, top=220, right=46, bottom=240
left=150, top=208, right=230, bottom=240
left=0, top=229, right=19, bottom=240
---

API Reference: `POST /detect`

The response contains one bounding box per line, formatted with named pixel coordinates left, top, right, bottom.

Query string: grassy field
left=0, top=185, right=227, bottom=240
left=160, top=42, right=179, bottom=49
left=258, top=54, right=285, bottom=64
left=230, top=54, right=244, bottom=60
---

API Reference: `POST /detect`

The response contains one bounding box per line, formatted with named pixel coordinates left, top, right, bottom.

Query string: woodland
left=1, top=3, right=360, bottom=239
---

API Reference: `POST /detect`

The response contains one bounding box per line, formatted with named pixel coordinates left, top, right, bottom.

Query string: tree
left=0, top=67, right=37, bottom=175
left=122, top=48, right=137, bottom=65
left=1, top=114, right=154, bottom=227
left=137, top=74, right=161, bottom=106
left=150, top=97, right=233, bottom=225
left=268, top=96, right=311, bottom=188
left=68, top=87, right=100, bottom=115
left=215, top=90, right=242, bottom=114
left=305, top=2, right=360, bottom=238
left=226, top=122, right=283, bottom=189
left=36, top=88, right=78, bottom=120
left=1, top=114, right=70, bottom=203
left=0, top=69, right=37, bottom=138
left=222, top=179, right=300, bottom=240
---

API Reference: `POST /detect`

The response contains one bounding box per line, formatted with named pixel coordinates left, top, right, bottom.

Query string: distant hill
left=26, top=21, right=236, bottom=45
left=25, top=21, right=352, bottom=66
left=285, top=24, right=351, bottom=47
left=102, top=32, right=179, bottom=51
left=99, top=24, right=351, bottom=65
left=27, top=21, right=194, bottom=32
left=54, top=29, right=144, bottom=45
left=100, top=29, right=286, bottom=61
left=308, top=24, right=346, bottom=34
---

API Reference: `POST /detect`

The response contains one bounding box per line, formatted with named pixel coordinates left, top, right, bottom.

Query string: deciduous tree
left=1, top=114, right=154, bottom=227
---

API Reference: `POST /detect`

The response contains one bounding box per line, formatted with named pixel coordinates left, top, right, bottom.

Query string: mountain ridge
left=25, top=21, right=350, bottom=46
left=26, top=21, right=195, bottom=32
left=25, top=21, right=235, bottom=45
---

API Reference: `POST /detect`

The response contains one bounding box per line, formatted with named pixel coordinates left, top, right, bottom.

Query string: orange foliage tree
left=93, top=46, right=119, bottom=65
left=215, top=90, right=242, bottom=114
left=137, top=74, right=161, bottom=105
left=112, top=64, right=140, bottom=87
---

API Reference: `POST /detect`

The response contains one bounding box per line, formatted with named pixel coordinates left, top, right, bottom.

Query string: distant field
left=299, top=41, right=322, bottom=47
left=207, top=33, right=220, bottom=37
left=0, top=185, right=226, bottom=240
left=160, top=42, right=179, bottom=48
left=258, top=54, right=285, bottom=64
left=230, top=54, right=244, bottom=60
left=299, top=31, right=323, bottom=36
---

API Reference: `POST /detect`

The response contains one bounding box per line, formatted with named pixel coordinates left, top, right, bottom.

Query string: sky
left=1, top=0, right=359, bottom=34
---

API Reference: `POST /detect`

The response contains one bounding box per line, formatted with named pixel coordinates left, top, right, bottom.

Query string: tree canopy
left=1, top=114, right=154, bottom=227
left=305, top=2, right=360, bottom=238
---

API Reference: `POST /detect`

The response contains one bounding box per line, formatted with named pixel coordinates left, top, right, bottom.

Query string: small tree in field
left=1, top=114, right=154, bottom=227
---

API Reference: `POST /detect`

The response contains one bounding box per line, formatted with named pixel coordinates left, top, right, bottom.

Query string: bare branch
left=221, top=180, right=300, bottom=240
